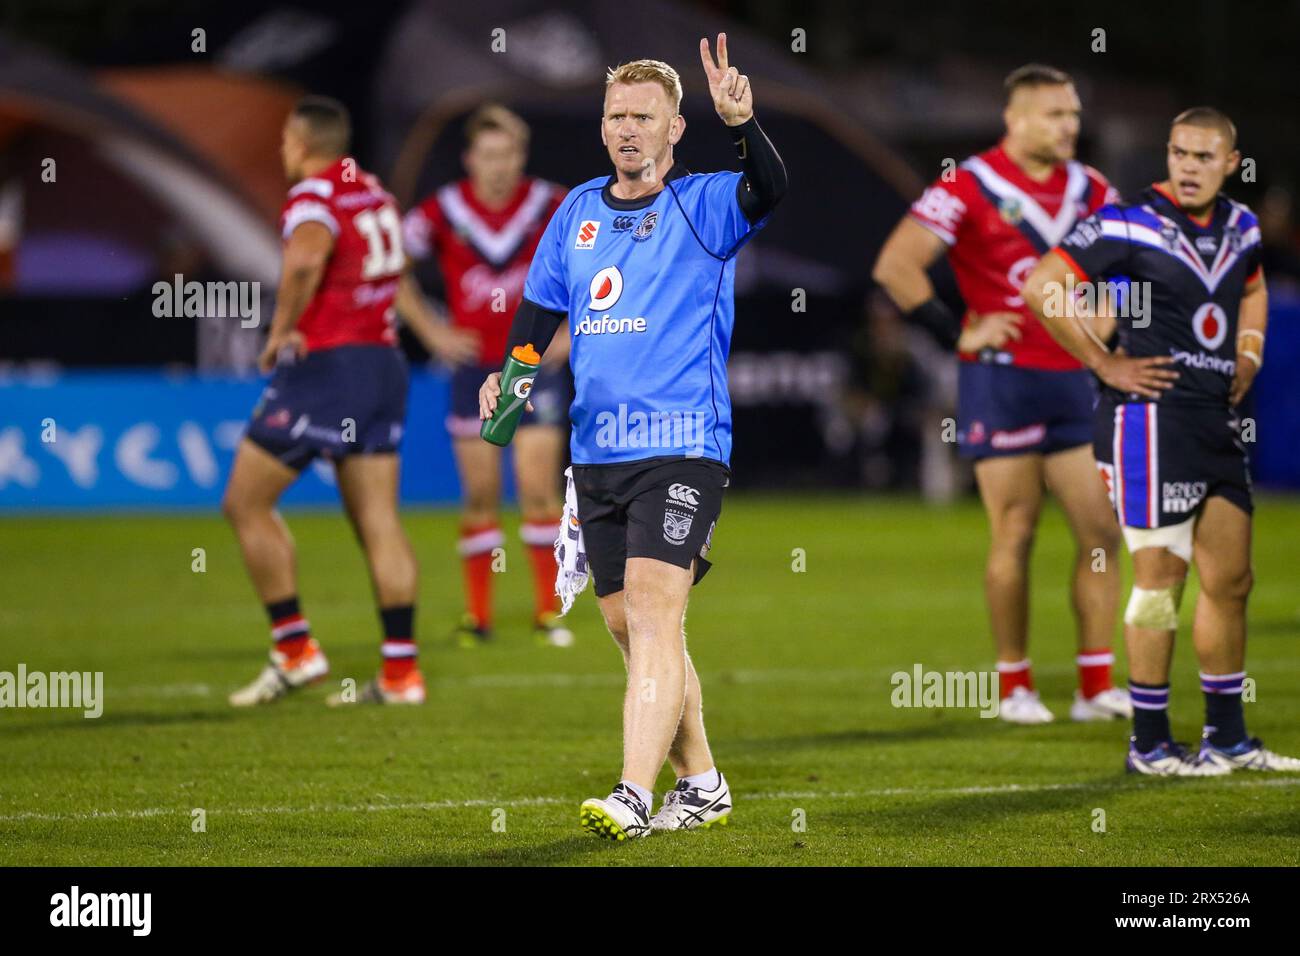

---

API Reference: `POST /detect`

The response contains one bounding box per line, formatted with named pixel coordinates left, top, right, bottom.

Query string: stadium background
left=4, top=0, right=1300, bottom=508
left=3, top=0, right=1300, bottom=869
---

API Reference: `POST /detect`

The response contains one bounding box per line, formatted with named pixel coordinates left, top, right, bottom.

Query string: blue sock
left=1201, top=671, right=1247, bottom=747
left=1129, top=681, right=1171, bottom=753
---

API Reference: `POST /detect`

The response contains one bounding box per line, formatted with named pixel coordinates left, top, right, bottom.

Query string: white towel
left=554, top=466, right=589, bottom=615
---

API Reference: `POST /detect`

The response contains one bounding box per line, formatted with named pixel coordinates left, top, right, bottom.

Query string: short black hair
left=1004, top=64, right=1073, bottom=101
left=1171, top=106, right=1237, bottom=149
left=290, top=95, right=351, bottom=157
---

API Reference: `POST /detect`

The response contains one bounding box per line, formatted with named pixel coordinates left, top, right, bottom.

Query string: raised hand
left=699, top=33, right=752, bottom=127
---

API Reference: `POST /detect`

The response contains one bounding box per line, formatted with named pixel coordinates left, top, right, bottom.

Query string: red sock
left=459, top=523, right=503, bottom=629
left=267, top=597, right=310, bottom=658
left=1077, top=650, right=1114, bottom=699
left=381, top=606, right=416, bottom=682
left=997, top=659, right=1034, bottom=698
left=383, top=658, right=415, bottom=681
left=521, top=518, right=561, bottom=621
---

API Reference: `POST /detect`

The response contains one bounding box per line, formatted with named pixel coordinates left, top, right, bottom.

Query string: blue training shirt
left=523, top=166, right=767, bottom=466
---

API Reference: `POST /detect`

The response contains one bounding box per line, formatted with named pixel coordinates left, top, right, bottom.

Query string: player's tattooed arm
left=394, top=272, right=478, bottom=367
left=1024, top=252, right=1177, bottom=400
left=260, top=221, right=333, bottom=372
left=1230, top=273, right=1268, bottom=406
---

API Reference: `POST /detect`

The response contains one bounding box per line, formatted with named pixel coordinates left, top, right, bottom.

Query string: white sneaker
left=1071, top=687, right=1133, bottom=722
left=229, top=639, right=329, bottom=707
left=650, top=771, right=732, bottom=831
left=579, top=784, right=651, bottom=841
left=534, top=614, right=575, bottom=648
left=1198, top=736, right=1300, bottom=772
left=1127, top=738, right=1231, bottom=776
left=998, top=686, right=1054, bottom=724
left=325, top=669, right=426, bottom=707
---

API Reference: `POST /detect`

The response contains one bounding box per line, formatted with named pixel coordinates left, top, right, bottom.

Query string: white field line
left=108, top=668, right=876, bottom=699
left=105, top=656, right=1300, bottom=700
left=2, top=776, right=1298, bottom=825
left=114, top=682, right=213, bottom=698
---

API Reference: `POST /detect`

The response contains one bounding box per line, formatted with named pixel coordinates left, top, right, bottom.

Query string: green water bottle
left=480, top=342, right=542, bottom=447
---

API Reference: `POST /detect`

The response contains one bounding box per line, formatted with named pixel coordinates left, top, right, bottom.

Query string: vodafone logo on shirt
left=1192, top=302, right=1228, bottom=350
left=588, top=266, right=624, bottom=311
left=576, top=266, right=647, bottom=335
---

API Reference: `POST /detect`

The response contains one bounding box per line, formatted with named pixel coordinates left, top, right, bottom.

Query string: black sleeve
left=731, top=116, right=787, bottom=224
left=906, top=297, right=961, bottom=351
left=504, top=297, right=566, bottom=362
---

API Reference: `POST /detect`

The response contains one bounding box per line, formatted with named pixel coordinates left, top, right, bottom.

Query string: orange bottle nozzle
left=511, top=343, right=542, bottom=365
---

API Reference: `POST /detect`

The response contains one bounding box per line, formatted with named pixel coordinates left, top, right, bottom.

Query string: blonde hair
left=605, top=59, right=683, bottom=114
left=464, top=103, right=530, bottom=148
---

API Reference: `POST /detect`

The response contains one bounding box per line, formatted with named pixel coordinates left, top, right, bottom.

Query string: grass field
left=2, top=494, right=1299, bottom=866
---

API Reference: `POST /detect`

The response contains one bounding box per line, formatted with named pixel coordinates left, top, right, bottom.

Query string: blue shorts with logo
left=447, top=361, right=574, bottom=439
left=246, top=344, right=409, bottom=471
left=957, top=360, right=1094, bottom=460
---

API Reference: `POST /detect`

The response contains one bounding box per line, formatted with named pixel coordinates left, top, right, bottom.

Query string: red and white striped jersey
left=404, top=176, right=566, bottom=365
left=909, top=143, right=1116, bottom=370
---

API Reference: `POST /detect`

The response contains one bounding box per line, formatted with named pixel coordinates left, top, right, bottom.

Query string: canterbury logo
left=667, top=484, right=699, bottom=506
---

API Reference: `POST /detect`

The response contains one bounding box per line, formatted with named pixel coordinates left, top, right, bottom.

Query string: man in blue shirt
left=479, top=34, right=786, bottom=839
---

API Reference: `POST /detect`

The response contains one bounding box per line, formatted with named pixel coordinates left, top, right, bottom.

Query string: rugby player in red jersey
left=873, top=65, right=1129, bottom=724
left=225, top=96, right=424, bottom=707
left=398, top=104, right=574, bottom=648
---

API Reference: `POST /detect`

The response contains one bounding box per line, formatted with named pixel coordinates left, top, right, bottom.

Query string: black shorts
left=1094, top=398, right=1253, bottom=528
left=572, top=456, right=730, bottom=598
left=246, top=345, right=408, bottom=471
left=447, top=361, right=573, bottom=438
